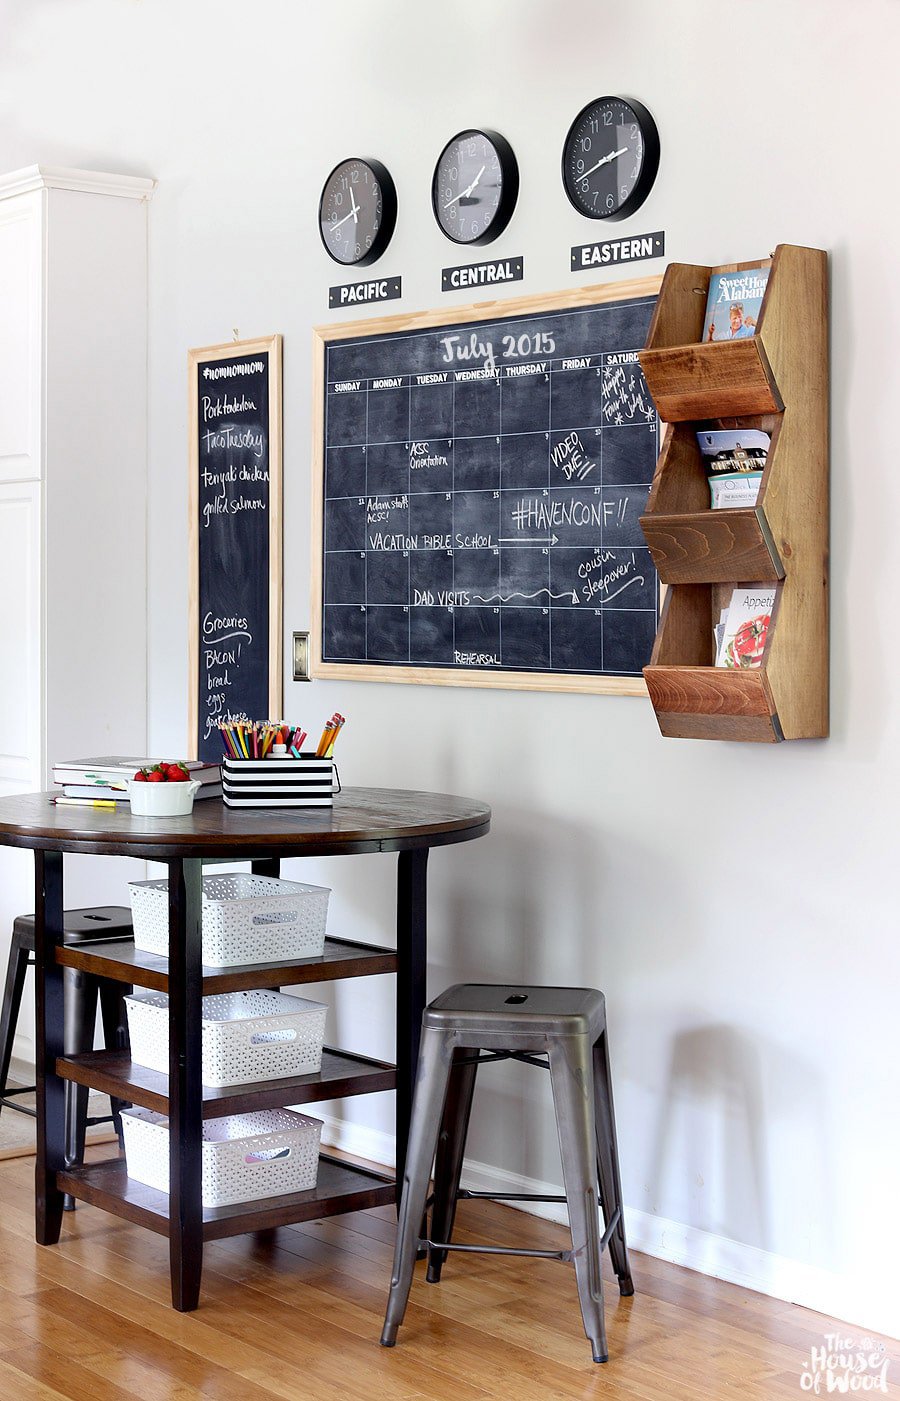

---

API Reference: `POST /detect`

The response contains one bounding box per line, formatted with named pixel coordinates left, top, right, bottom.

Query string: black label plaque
left=329, top=276, right=402, bottom=310
left=571, top=231, right=665, bottom=273
left=442, top=256, right=524, bottom=292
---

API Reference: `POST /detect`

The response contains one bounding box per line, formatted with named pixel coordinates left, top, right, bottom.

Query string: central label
left=442, top=256, right=524, bottom=292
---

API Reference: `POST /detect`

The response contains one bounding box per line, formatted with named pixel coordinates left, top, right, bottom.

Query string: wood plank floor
left=0, top=1152, right=894, bottom=1400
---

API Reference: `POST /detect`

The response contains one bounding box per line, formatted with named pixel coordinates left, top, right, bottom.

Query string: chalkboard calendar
left=189, top=336, right=282, bottom=759
left=311, top=279, right=661, bottom=693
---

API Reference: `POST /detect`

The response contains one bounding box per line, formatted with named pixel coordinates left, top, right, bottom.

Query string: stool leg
left=426, top=1047, right=478, bottom=1283
left=98, top=981, right=131, bottom=1149
left=64, top=969, right=99, bottom=1181
left=381, top=1026, right=453, bottom=1348
left=548, top=1034, right=608, bottom=1364
left=0, top=933, right=32, bottom=1105
left=593, top=1030, right=633, bottom=1296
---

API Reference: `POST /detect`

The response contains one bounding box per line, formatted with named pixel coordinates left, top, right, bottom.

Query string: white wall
left=2, top=0, right=898, bottom=1337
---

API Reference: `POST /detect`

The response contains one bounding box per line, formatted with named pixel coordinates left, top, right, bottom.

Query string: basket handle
left=244, top=1146, right=292, bottom=1164
left=248, top=1028, right=298, bottom=1046
left=251, top=909, right=299, bottom=927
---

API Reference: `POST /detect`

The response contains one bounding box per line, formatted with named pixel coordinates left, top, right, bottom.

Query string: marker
left=52, top=796, right=118, bottom=809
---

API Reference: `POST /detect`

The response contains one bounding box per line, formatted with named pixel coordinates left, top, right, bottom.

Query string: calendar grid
left=321, top=297, right=660, bottom=678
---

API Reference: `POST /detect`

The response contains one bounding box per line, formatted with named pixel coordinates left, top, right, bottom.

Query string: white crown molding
left=0, top=165, right=156, bottom=202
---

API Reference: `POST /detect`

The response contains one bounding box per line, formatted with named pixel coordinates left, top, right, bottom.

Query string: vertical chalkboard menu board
left=311, top=279, right=661, bottom=694
left=188, top=336, right=282, bottom=760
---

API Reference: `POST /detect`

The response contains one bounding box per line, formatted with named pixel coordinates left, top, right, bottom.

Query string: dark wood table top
left=0, top=787, right=491, bottom=859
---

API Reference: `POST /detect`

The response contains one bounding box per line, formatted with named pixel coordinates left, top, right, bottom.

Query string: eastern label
left=571, top=231, right=665, bottom=271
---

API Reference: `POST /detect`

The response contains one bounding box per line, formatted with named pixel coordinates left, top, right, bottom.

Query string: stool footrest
left=599, top=1206, right=621, bottom=1252
left=453, top=1050, right=549, bottom=1070
left=422, top=1238, right=573, bottom=1263
left=458, top=1189, right=567, bottom=1203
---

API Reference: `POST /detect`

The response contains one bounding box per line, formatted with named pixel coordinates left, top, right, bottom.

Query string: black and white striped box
left=222, top=755, right=337, bottom=808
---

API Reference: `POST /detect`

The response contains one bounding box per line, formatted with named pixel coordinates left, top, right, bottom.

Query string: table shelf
left=57, top=1047, right=397, bottom=1118
left=57, top=1153, right=397, bottom=1241
left=56, top=935, right=398, bottom=993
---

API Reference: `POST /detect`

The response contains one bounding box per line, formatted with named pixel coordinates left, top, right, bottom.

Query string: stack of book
left=52, top=757, right=222, bottom=808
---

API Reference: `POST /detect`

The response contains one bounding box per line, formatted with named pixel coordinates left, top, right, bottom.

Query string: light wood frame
left=311, top=278, right=661, bottom=696
left=188, top=335, right=283, bottom=757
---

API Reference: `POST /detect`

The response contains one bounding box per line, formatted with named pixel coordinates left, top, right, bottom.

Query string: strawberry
left=167, top=765, right=188, bottom=782
left=133, top=770, right=148, bottom=782
left=147, top=769, right=164, bottom=783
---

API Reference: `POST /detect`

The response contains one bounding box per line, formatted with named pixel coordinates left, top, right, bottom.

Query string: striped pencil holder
left=222, top=754, right=339, bottom=808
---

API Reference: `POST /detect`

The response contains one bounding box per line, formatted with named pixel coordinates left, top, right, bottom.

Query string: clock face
left=432, top=129, right=519, bottom=246
left=562, top=97, right=660, bottom=221
left=319, top=157, right=397, bottom=266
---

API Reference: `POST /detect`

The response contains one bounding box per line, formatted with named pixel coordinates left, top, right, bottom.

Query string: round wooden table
left=0, top=787, right=490, bottom=1310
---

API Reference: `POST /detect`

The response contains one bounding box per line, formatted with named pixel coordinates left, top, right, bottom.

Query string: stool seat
left=426, top=983, right=605, bottom=1039
left=382, top=980, right=632, bottom=1364
left=13, top=906, right=134, bottom=947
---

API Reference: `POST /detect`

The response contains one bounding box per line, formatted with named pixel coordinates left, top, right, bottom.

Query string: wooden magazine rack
left=638, top=244, right=828, bottom=742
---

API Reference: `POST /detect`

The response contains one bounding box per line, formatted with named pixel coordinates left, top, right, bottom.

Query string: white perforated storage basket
left=128, top=873, right=330, bottom=966
left=120, top=1107, right=323, bottom=1208
left=125, top=989, right=328, bottom=1087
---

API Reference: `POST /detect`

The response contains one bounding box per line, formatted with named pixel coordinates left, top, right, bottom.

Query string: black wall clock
left=319, top=157, right=398, bottom=266
left=562, top=97, right=660, bottom=221
left=432, top=129, right=519, bottom=245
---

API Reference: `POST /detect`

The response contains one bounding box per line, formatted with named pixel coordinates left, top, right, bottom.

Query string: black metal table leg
left=167, top=857, right=204, bottom=1311
left=34, top=849, right=66, bottom=1245
left=395, top=847, right=428, bottom=1198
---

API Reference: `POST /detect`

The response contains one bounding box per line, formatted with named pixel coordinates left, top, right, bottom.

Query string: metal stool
left=381, top=983, right=633, bottom=1364
left=0, top=906, right=133, bottom=1199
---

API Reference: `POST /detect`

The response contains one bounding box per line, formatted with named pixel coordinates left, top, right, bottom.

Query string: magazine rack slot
left=647, top=582, right=783, bottom=742
left=640, top=244, right=828, bottom=742
left=640, top=419, right=785, bottom=585
left=639, top=339, right=782, bottom=422
left=641, top=509, right=783, bottom=585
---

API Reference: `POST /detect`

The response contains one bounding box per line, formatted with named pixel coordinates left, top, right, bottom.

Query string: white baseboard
left=317, top=1115, right=899, bottom=1340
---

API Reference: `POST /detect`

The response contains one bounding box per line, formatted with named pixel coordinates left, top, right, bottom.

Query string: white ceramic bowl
left=127, top=779, right=201, bottom=817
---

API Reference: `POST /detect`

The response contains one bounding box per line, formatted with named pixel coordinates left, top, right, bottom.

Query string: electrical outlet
left=292, top=631, right=311, bottom=681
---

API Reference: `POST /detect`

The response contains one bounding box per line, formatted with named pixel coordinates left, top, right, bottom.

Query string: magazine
left=696, top=428, right=770, bottom=475
left=715, top=587, right=776, bottom=669
left=709, top=473, right=763, bottom=509
left=703, top=266, right=770, bottom=342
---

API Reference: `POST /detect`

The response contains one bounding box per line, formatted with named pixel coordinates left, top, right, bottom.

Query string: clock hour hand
left=579, top=146, right=628, bottom=181
left=443, top=164, right=487, bottom=209
left=331, top=206, right=358, bottom=232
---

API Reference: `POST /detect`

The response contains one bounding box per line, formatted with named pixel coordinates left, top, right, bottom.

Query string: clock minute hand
left=579, top=146, right=629, bottom=181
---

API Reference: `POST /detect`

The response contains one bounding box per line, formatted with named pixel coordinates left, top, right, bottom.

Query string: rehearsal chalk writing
left=318, top=291, right=659, bottom=680
left=194, top=352, right=272, bottom=758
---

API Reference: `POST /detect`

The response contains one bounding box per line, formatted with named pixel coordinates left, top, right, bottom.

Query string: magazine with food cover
left=715, top=587, right=776, bottom=669
left=703, top=266, right=771, bottom=342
